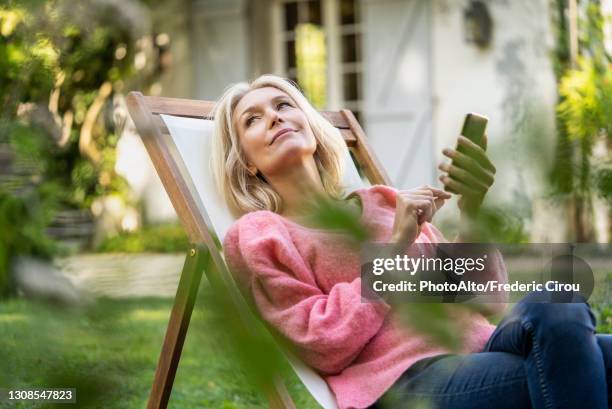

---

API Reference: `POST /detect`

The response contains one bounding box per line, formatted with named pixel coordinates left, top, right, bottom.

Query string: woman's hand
left=391, top=186, right=451, bottom=245
left=438, top=134, right=496, bottom=216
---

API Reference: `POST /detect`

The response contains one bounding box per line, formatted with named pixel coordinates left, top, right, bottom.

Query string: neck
left=266, top=160, right=327, bottom=218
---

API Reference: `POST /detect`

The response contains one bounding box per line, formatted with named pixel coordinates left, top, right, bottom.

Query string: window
left=275, top=0, right=362, bottom=121
left=337, top=0, right=362, bottom=121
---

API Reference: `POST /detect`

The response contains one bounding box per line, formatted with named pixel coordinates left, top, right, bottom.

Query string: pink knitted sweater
left=223, top=185, right=507, bottom=409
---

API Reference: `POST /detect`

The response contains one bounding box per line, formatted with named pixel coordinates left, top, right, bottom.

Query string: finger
left=399, top=194, right=436, bottom=212
left=442, top=149, right=494, bottom=186
left=438, top=162, right=489, bottom=193
left=424, top=184, right=452, bottom=199
left=417, top=194, right=448, bottom=214
left=410, top=203, right=429, bottom=225
left=407, top=194, right=437, bottom=214
left=439, top=175, right=482, bottom=198
left=415, top=186, right=435, bottom=195
left=456, top=136, right=496, bottom=173
left=400, top=190, right=435, bottom=203
left=397, top=192, right=432, bottom=208
left=418, top=186, right=449, bottom=209
left=398, top=188, right=433, bottom=197
left=433, top=196, right=447, bottom=210
left=417, top=210, right=429, bottom=225
left=415, top=195, right=446, bottom=223
left=442, top=148, right=495, bottom=186
left=404, top=195, right=437, bottom=210
left=406, top=193, right=436, bottom=200
left=441, top=181, right=459, bottom=195
left=482, top=133, right=488, bottom=151
left=412, top=188, right=434, bottom=197
left=408, top=199, right=435, bottom=223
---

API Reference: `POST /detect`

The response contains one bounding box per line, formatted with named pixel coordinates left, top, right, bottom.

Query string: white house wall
left=431, top=0, right=561, bottom=240
left=191, top=0, right=250, bottom=100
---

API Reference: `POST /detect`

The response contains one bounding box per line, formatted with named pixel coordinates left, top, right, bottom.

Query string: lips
left=269, top=128, right=295, bottom=145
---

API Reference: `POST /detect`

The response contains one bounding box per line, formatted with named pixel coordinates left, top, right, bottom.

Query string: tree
left=550, top=0, right=611, bottom=242
left=0, top=0, right=164, bottom=295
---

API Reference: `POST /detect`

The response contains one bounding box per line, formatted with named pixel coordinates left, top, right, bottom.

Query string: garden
left=0, top=0, right=610, bottom=408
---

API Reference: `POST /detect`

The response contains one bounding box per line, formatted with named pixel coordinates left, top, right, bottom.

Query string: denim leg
left=369, top=352, right=530, bottom=409
left=596, top=334, right=612, bottom=405
left=483, top=290, right=608, bottom=409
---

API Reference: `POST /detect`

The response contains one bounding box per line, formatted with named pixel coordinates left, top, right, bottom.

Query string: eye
left=277, top=101, right=291, bottom=110
left=245, top=115, right=258, bottom=127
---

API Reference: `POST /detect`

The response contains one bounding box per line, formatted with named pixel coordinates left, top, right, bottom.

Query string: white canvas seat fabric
left=161, top=114, right=368, bottom=409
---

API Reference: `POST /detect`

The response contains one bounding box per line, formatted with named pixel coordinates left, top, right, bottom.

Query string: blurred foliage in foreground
left=0, top=183, right=61, bottom=296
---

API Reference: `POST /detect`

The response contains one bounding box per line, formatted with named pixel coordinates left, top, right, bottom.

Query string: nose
left=265, top=107, right=284, bottom=128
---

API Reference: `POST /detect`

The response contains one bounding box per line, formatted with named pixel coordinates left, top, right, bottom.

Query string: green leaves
left=555, top=56, right=612, bottom=208
left=199, top=259, right=290, bottom=400
left=558, top=58, right=610, bottom=146
left=594, top=161, right=612, bottom=203
left=0, top=8, right=25, bottom=37
left=394, top=303, right=463, bottom=351
left=0, top=184, right=61, bottom=296
left=0, top=0, right=164, bottom=293
left=458, top=204, right=529, bottom=244
left=307, top=193, right=371, bottom=243
left=549, top=1, right=611, bottom=241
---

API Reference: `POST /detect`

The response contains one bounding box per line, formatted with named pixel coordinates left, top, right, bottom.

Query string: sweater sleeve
left=223, top=214, right=391, bottom=375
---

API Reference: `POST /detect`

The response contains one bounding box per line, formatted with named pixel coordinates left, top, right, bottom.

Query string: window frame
left=271, top=0, right=363, bottom=115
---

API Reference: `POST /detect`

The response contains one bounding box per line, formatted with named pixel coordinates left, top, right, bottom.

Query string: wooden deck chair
left=126, top=92, right=391, bottom=409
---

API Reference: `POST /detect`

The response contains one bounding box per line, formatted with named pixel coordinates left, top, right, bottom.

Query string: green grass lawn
left=0, top=285, right=319, bottom=409
left=0, top=283, right=609, bottom=409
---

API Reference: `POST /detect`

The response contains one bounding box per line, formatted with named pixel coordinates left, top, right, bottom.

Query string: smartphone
left=458, top=113, right=488, bottom=152
left=446, top=113, right=488, bottom=193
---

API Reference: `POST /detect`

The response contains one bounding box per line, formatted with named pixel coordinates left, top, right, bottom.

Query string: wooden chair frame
left=126, top=91, right=391, bottom=409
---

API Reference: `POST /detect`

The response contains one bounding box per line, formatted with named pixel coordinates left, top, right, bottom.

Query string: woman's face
left=232, top=86, right=317, bottom=178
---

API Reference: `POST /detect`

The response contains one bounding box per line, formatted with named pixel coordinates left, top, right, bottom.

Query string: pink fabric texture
left=223, top=185, right=508, bottom=409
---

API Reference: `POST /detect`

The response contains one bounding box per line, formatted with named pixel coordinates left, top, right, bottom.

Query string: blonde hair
left=210, top=74, right=347, bottom=217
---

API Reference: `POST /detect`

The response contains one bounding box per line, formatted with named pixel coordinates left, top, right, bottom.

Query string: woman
left=211, top=74, right=611, bottom=409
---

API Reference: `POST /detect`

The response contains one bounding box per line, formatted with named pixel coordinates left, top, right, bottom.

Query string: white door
left=361, top=0, right=435, bottom=189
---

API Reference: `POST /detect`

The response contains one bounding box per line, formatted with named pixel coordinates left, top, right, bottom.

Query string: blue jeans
left=369, top=290, right=612, bottom=409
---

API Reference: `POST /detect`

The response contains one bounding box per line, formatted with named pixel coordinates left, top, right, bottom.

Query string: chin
left=275, top=139, right=315, bottom=155
left=270, top=145, right=315, bottom=167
